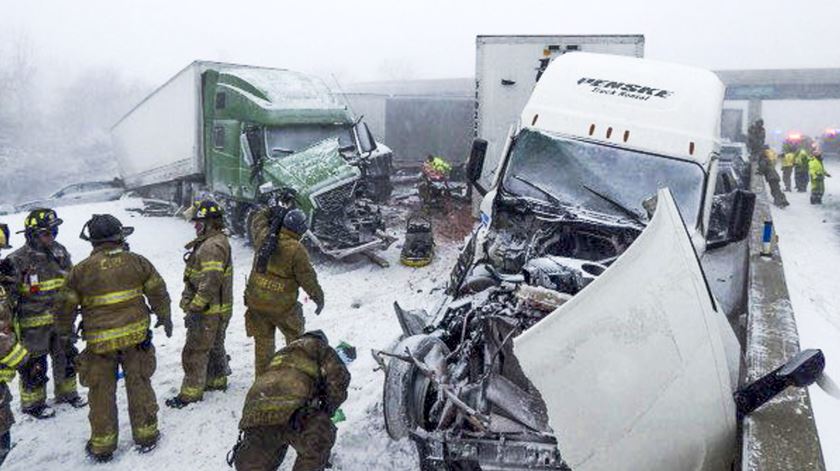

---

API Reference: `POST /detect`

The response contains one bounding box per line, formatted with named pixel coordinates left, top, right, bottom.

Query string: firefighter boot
left=85, top=443, right=113, bottom=463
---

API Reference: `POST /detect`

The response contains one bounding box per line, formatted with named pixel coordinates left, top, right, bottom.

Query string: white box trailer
left=112, top=62, right=205, bottom=190
left=475, top=35, right=645, bottom=185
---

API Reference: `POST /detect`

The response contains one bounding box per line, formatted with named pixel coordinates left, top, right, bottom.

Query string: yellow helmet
left=0, top=223, right=10, bottom=249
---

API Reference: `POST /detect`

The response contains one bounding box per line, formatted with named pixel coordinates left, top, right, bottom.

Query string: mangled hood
left=514, top=189, right=739, bottom=471
left=262, top=137, right=360, bottom=196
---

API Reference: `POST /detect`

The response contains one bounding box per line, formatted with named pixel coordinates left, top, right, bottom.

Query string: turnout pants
left=0, top=384, right=11, bottom=466
left=811, top=176, right=825, bottom=204
left=245, top=304, right=304, bottom=378
left=795, top=166, right=809, bottom=192
left=234, top=411, right=336, bottom=471
left=782, top=166, right=793, bottom=191
left=179, top=313, right=231, bottom=401
left=18, top=326, right=78, bottom=410
left=77, top=343, right=159, bottom=456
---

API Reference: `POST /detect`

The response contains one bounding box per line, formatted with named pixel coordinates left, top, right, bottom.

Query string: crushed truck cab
left=381, top=53, right=756, bottom=470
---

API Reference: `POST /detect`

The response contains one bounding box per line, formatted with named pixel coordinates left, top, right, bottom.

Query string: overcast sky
left=4, top=0, right=840, bottom=136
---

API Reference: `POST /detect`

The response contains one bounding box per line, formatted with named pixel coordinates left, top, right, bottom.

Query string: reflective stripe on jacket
left=181, top=230, right=233, bottom=317
left=61, top=244, right=171, bottom=353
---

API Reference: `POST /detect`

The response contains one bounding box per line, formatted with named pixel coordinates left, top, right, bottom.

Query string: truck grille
left=313, top=182, right=355, bottom=214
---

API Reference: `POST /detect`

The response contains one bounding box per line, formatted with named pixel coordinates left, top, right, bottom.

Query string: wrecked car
left=378, top=53, right=769, bottom=470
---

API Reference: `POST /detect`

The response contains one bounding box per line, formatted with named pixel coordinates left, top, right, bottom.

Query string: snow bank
left=1, top=198, right=460, bottom=469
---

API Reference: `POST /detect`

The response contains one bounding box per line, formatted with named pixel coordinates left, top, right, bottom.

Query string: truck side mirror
left=355, top=122, right=378, bottom=154
left=707, top=189, right=756, bottom=250
left=467, top=139, right=488, bottom=196
left=734, top=349, right=824, bottom=419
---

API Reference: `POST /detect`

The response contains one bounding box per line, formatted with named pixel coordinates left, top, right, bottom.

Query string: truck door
left=207, top=119, right=242, bottom=197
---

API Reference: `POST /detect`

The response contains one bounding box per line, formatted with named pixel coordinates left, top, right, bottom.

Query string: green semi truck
left=112, top=60, right=394, bottom=260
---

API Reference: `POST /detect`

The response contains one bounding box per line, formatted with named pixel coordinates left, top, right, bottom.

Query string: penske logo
left=577, top=77, right=675, bottom=101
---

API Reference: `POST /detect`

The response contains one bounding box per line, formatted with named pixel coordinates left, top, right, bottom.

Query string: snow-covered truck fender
left=515, top=189, right=741, bottom=470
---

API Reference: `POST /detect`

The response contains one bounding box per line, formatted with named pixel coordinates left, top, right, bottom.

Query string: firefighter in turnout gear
left=231, top=330, right=351, bottom=471
left=795, top=147, right=811, bottom=192
left=809, top=152, right=831, bottom=204
left=245, top=208, right=324, bottom=377
left=167, top=200, right=233, bottom=409
left=6, top=209, right=84, bottom=419
left=61, top=214, right=172, bottom=462
left=0, top=223, right=29, bottom=466
left=758, top=147, right=789, bottom=208
left=782, top=148, right=796, bottom=192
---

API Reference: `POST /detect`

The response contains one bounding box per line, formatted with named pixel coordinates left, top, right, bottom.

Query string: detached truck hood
left=261, top=137, right=360, bottom=199
left=514, top=189, right=739, bottom=470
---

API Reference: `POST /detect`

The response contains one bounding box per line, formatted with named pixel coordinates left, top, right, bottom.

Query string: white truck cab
left=474, top=52, right=751, bottom=256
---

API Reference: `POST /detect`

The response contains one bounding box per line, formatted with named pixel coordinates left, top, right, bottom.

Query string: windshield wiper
left=582, top=184, right=647, bottom=226
left=512, top=175, right=564, bottom=206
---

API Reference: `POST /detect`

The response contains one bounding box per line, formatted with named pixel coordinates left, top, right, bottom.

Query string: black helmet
left=303, top=330, right=329, bottom=345
left=0, top=223, right=11, bottom=249
left=21, top=208, right=62, bottom=236
left=191, top=200, right=224, bottom=221
left=80, top=214, right=134, bottom=243
left=282, top=209, right=308, bottom=235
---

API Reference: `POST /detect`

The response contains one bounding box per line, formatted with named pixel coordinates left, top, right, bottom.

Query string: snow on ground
left=0, top=198, right=460, bottom=469
left=771, top=185, right=840, bottom=470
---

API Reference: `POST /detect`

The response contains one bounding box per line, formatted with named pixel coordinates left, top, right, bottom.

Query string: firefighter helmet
left=282, top=209, right=308, bottom=235
left=80, top=214, right=134, bottom=243
left=191, top=200, right=224, bottom=221
left=22, top=208, right=63, bottom=236
left=0, top=223, right=11, bottom=249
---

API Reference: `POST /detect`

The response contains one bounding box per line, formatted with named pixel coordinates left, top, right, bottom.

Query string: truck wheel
left=243, top=205, right=260, bottom=246
left=382, top=335, right=449, bottom=440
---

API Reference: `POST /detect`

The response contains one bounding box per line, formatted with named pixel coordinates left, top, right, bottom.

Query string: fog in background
left=2, top=0, right=839, bottom=203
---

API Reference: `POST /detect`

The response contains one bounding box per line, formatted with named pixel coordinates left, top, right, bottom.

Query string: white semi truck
left=378, top=53, right=823, bottom=470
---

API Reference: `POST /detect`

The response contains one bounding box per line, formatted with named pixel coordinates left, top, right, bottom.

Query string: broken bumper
left=411, top=430, right=566, bottom=471
left=307, top=230, right=396, bottom=259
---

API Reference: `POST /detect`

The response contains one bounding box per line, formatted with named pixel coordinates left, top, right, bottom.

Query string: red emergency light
left=787, top=133, right=802, bottom=141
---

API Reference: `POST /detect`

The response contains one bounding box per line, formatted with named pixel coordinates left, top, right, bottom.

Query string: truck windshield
left=265, top=125, right=354, bottom=157
left=502, top=129, right=706, bottom=228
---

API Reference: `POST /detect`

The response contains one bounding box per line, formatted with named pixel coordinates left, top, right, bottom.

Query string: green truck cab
left=112, top=61, right=394, bottom=260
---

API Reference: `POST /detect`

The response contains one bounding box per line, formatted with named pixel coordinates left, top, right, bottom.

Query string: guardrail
left=741, top=167, right=825, bottom=470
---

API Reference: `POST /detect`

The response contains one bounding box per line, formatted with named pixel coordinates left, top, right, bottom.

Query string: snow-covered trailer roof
left=522, top=52, right=725, bottom=165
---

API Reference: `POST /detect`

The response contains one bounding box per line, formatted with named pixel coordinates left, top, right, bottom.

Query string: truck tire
left=382, top=335, right=449, bottom=440
left=243, top=205, right=261, bottom=247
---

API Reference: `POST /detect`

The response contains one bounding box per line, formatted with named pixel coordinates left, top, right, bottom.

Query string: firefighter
left=748, top=119, right=766, bottom=160
left=166, top=200, right=233, bottom=409
left=61, top=214, right=172, bottom=462
left=5, top=209, right=84, bottom=418
left=230, top=330, right=351, bottom=471
left=782, top=147, right=796, bottom=192
left=809, top=152, right=831, bottom=204
left=245, top=208, right=324, bottom=377
left=795, top=147, right=811, bottom=192
left=759, top=147, right=788, bottom=208
left=0, top=223, right=29, bottom=466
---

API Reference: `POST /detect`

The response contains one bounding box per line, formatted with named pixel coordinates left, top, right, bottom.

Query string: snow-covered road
left=771, top=184, right=840, bottom=470
left=1, top=198, right=457, bottom=469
